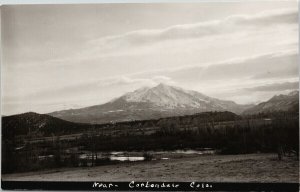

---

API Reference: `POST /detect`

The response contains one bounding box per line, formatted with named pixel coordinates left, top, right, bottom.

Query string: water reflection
left=110, top=156, right=145, bottom=161
left=78, top=148, right=216, bottom=162
left=172, top=149, right=215, bottom=155
left=110, top=151, right=124, bottom=155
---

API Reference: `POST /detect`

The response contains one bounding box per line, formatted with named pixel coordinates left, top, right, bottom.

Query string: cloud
left=28, top=7, right=296, bottom=71
left=3, top=75, right=175, bottom=104
left=3, top=49, right=297, bottom=108
left=131, top=49, right=298, bottom=83
left=8, top=8, right=297, bottom=72
left=94, top=75, right=174, bottom=87
left=222, top=81, right=299, bottom=104
left=2, top=7, right=298, bottom=115
left=242, top=81, right=299, bottom=92
left=89, top=8, right=297, bottom=48
left=227, top=8, right=297, bottom=26
left=253, top=68, right=298, bottom=80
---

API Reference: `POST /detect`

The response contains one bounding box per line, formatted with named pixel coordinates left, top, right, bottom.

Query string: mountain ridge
left=243, top=90, right=299, bottom=114
left=2, top=112, right=89, bottom=139
left=48, top=83, right=252, bottom=124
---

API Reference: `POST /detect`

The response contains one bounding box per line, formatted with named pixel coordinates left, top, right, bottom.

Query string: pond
left=171, top=149, right=215, bottom=155
left=110, top=156, right=145, bottom=161
left=78, top=148, right=216, bottom=163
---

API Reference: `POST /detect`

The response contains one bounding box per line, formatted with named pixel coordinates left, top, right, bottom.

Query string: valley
left=2, top=85, right=299, bottom=182
left=2, top=153, right=298, bottom=182
left=49, top=84, right=253, bottom=124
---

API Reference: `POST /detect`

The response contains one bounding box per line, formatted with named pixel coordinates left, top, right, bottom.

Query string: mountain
left=49, top=83, right=251, bottom=124
left=2, top=112, right=89, bottom=139
left=243, top=90, right=299, bottom=115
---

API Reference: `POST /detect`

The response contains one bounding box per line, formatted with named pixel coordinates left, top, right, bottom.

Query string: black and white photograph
left=1, top=1, right=299, bottom=191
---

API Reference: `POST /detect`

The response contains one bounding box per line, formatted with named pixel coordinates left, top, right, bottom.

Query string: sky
left=1, top=2, right=299, bottom=115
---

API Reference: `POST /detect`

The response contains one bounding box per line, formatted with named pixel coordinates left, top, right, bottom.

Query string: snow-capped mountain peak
left=49, top=83, right=250, bottom=124
left=122, top=83, right=214, bottom=108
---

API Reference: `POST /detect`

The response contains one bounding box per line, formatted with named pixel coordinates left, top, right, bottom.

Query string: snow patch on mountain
left=49, top=83, right=251, bottom=123
left=122, top=83, right=212, bottom=108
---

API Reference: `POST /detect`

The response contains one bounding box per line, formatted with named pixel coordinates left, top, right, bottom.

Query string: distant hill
left=2, top=112, right=89, bottom=139
left=49, top=83, right=251, bottom=124
left=2, top=110, right=241, bottom=140
left=243, top=90, right=299, bottom=115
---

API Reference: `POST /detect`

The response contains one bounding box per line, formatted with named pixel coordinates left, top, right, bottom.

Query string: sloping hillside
left=2, top=112, right=89, bottom=139
left=49, top=83, right=250, bottom=124
left=243, top=91, right=299, bottom=114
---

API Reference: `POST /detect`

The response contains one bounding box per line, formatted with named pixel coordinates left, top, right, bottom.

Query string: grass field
left=2, top=153, right=298, bottom=182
